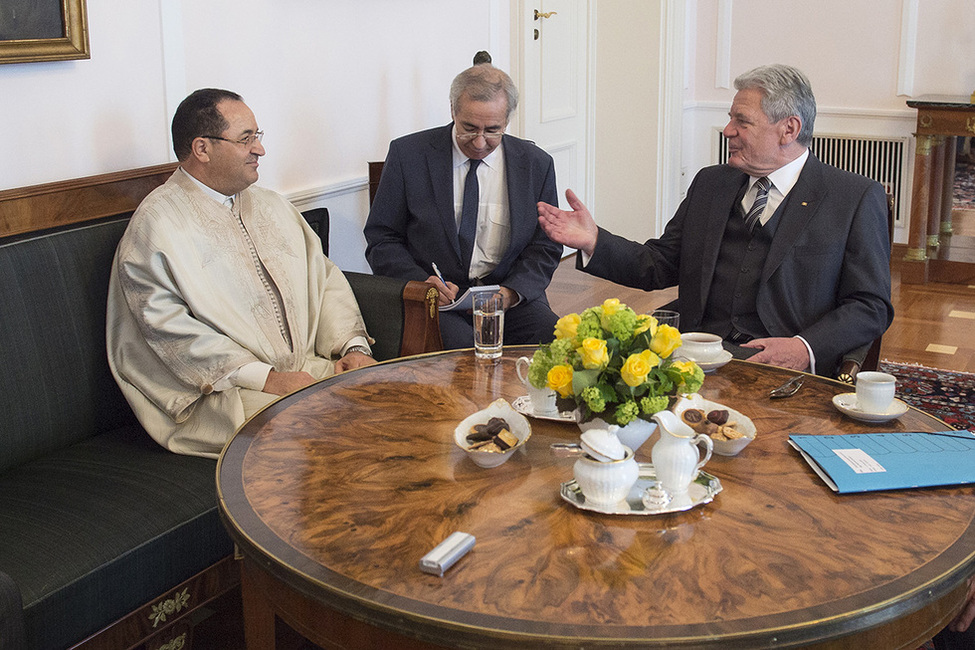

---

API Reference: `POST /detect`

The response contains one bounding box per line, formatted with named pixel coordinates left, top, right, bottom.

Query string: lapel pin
left=801, top=202, right=809, bottom=206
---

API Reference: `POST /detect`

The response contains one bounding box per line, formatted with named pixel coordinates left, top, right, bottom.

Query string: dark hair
left=734, top=64, right=816, bottom=146
left=449, top=64, right=519, bottom=119
left=171, top=88, right=244, bottom=161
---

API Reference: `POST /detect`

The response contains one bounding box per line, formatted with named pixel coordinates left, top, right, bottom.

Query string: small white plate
left=512, top=395, right=577, bottom=422
left=832, top=393, right=909, bottom=423
left=678, top=349, right=733, bottom=373
left=675, top=393, right=756, bottom=456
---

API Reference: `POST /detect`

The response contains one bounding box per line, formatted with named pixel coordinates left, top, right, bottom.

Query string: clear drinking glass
left=472, top=291, right=504, bottom=362
left=652, top=309, right=680, bottom=329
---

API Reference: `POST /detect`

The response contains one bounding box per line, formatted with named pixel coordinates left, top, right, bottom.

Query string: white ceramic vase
left=578, top=417, right=657, bottom=453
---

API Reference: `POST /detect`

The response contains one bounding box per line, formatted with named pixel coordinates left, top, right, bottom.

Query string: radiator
left=716, top=132, right=909, bottom=224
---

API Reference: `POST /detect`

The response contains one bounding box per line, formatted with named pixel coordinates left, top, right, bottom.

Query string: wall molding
left=897, top=0, right=919, bottom=97
left=287, top=176, right=368, bottom=210
left=686, top=101, right=916, bottom=123
left=657, top=0, right=685, bottom=232
left=714, top=0, right=732, bottom=89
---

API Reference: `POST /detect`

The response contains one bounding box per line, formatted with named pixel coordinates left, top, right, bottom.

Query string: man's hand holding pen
left=428, top=262, right=517, bottom=310
left=429, top=262, right=459, bottom=306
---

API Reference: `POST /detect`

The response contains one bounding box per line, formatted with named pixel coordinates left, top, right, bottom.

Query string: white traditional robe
left=107, top=169, right=370, bottom=458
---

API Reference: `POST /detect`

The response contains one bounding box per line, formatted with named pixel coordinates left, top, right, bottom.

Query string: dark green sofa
left=0, top=167, right=441, bottom=649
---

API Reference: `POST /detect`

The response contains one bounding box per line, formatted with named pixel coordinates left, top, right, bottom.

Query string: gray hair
left=734, top=64, right=816, bottom=146
left=449, top=64, right=519, bottom=119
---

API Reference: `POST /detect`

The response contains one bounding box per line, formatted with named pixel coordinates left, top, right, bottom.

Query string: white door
left=517, top=0, right=591, bottom=210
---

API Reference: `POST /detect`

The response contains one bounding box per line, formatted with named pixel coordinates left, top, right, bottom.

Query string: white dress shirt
left=451, top=127, right=511, bottom=282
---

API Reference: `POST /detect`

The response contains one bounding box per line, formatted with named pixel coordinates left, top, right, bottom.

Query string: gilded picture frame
left=0, top=0, right=90, bottom=65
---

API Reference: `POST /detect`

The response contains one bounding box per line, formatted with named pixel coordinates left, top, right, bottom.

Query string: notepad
left=788, top=431, right=975, bottom=494
left=439, top=284, right=501, bottom=312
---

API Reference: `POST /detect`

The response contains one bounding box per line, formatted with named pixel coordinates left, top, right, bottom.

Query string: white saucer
left=677, top=349, right=733, bottom=373
left=832, top=393, right=909, bottom=423
left=512, top=395, right=576, bottom=422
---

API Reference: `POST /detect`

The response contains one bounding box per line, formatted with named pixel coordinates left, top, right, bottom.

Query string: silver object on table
left=560, top=464, right=722, bottom=515
left=769, top=375, right=804, bottom=399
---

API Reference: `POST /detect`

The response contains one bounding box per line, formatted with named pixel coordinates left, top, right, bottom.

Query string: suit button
left=201, top=383, right=214, bottom=395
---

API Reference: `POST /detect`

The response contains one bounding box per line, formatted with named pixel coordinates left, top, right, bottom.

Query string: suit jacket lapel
left=427, top=125, right=462, bottom=261
left=762, top=154, right=825, bottom=283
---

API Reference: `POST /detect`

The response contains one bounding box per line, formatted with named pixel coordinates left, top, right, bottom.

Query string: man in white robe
left=107, top=89, right=375, bottom=458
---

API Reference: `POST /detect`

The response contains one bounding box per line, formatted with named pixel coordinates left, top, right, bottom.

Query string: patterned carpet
left=879, top=361, right=975, bottom=432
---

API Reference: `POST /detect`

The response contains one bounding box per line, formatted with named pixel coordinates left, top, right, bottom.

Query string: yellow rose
left=639, top=348, right=661, bottom=369
left=599, top=298, right=623, bottom=330
left=650, top=324, right=682, bottom=358
left=673, top=360, right=698, bottom=375
left=577, top=337, right=609, bottom=369
left=554, top=313, right=581, bottom=340
left=547, top=364, right=574, bottom=397
left=621, top=353, right=651, bottom=387
left=634, top=314, right=653, bottom=336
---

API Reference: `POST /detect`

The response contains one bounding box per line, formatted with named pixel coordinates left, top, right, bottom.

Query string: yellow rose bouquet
left=526, top=299, right=704, bottom=426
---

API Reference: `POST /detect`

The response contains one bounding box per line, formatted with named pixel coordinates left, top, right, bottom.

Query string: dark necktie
left=743, top=176, right=771, bottom=233
left=458, top=159, right=481, bottom=276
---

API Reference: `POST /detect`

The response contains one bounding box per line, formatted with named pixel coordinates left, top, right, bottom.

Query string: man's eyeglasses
left=456, top=130, right=504, bottom=142
left=202, top=130, right=264, bottom=147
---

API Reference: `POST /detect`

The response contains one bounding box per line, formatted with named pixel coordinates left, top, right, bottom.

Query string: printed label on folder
left=833, top=449, right=886, bottom=474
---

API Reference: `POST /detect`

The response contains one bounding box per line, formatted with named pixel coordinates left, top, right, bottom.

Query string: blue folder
left=788, top=431, right=975, bottom=493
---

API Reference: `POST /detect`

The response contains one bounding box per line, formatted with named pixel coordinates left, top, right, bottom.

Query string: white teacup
left=679, top=332, right=724, bottom=362
left=515, top=356, right=558, bottom=416
left=855, top=371, right=896, bottom=414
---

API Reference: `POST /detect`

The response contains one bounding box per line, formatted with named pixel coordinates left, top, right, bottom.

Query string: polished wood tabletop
left=217, top=348, right=975, bottom=649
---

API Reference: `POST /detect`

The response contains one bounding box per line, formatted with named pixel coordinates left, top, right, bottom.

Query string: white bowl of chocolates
left=672, top=393, right=756, bottom=456
left=455, top=399, right=532, bottom=468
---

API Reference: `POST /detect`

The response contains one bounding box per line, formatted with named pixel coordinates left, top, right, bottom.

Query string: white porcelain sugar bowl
left=573, top=427, right=640, bottom=507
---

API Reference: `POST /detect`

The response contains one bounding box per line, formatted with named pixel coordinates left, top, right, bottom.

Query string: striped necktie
left=743, top=176, right=771, bottom=233
left=458, top=159, right=481, bottom=276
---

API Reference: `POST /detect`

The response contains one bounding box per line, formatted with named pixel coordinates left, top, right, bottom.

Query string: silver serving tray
left=560, top=463, right=722, bottom=515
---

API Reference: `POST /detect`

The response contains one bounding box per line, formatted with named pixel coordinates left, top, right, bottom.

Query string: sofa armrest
left=344, top=271, right=443, bottom=361
left=401, top=280, right=444, bottom=357
left=0, top=569, right=26, bottom=649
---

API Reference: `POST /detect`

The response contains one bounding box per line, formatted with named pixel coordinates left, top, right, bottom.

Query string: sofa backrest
left=0, top=217, right=138, bottom=473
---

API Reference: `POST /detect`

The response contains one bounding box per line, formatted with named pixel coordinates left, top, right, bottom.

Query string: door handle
left=534, top=9, right=558, bottom=20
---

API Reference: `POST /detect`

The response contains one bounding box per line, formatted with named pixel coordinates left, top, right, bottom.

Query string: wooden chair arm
left=400, top=280, right=443, bottom=357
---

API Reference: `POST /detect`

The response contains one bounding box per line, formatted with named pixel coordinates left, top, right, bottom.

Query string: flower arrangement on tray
left=526, top=299, right=704, bottom=426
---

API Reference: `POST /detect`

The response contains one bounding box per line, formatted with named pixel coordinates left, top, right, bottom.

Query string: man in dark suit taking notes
left=537, top=64, right=893, bottom=377
left=365, top=62, right=562, bottom=349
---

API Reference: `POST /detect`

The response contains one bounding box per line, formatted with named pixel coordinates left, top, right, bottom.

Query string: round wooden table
left=217, top=348, right=975, bottom=649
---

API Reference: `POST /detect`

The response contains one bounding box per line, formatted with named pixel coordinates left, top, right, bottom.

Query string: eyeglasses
left=456, top=130, right=504, bottom=142
left=202, top=130, right=264, bottom=147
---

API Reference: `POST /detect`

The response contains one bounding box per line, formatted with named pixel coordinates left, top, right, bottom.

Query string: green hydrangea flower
left=614, top=400, right=640, bottom=426
left=527, top=348, right=553, bottom=389
left=577, top=309, right=603, bottom=339
left=639, top=395, right=670, bottom=415
left=679, top=364, right=705, bottom=394
left=580, top=385, right=607, bottom=413
left=605, top=309, right=638, bottom=342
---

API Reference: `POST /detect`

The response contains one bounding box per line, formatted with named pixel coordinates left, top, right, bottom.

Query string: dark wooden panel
left=0, top=162, right=177, bottom=238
